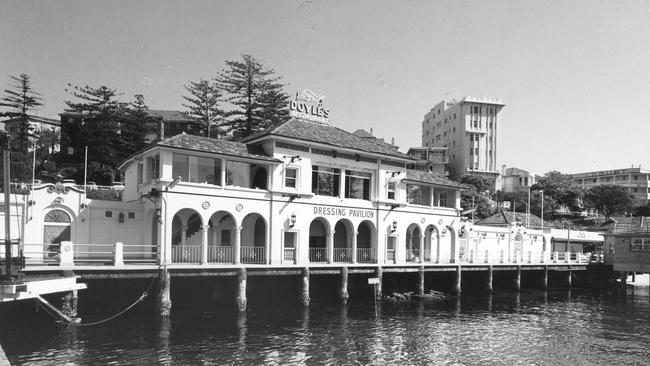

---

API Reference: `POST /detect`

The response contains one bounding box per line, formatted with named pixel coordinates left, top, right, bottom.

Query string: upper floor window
left=227, top=161, right=268, bottom=189
left=145, top=154, right=160, bottom=182
left=631, top=238, right=650, bottom=252
left=387, top=181, right=396, bottom=200
left=438, top=192, right=448, bottom=207
left=473, top=106, right=479, bottom=113
left=285, top=167, right=298, bottom=189
left=345, top=170, right=371, bottom=200
left=312, top=166, right=340, bottom=197
left=197, top=157, right=221, bottom=185
left=407, top=184, right=431, bottom=206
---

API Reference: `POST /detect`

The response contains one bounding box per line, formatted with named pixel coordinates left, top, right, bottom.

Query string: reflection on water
left=3, top=289, right=650, bottom=365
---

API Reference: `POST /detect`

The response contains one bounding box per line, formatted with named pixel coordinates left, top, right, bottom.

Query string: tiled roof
left=404, top=170, right=469, bottom=189
left=352, top=129, right=374, bottom=138
left=243, top=119, right=413, bottom=160
left=147, top=110, right=195, bottom=122
left=157, top=133, right=279, bottom=162
left=477, top=210, right=545, bottom=227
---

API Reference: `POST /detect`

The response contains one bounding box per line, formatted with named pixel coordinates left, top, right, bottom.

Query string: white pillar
left=180, top=224, right=187, bottom=246
left=327, top=230, right=334, bottom=264
left=201, top=225, right=208, bottom=264
left=419, top=232, right=425, bottom=263
left=234, top=226, right=242, bottom=264
left=351, top=230, right=358, bottom=263
left=114, top=241, right=124, bottom=266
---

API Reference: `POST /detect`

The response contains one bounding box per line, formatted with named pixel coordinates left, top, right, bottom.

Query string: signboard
left=289, top=89, right=330, bottom=124
left=313, top=206, right=374, bottom=219
left=368, top=277, right=380, bottom=285
left=502, top=201, right=511, bottom=209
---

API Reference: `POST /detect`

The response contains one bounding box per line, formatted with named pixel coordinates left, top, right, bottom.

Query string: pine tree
left=216, top=54, right=290, bottom=139
left=119, top=94, right=156, bottom=161
left=257, top=86, right=291, bottom=130
left=0, top=74, right=43, bottom=182
left=182, top=79, right=224, bottom=138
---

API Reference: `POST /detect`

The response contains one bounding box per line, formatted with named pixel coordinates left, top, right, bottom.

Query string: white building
left=421, top=97, right=504, bottom=181
left=570, top=167, right=650, bottom=206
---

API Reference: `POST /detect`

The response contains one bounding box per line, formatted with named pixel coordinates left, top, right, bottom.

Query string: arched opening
left=241, top=213, right=267, bottom=264
left=405, top=224, right=421, bottom=262
left=43, top=209, right=72, bottom=264
left=333, top=219, right=353, bottom=263
left=251, top=167, right=268, bottom=190
left=357, top=220, right=376, bottom=263
left=424, top=225, right=439, bottom=263
left=514, top=233, right=523, bottom=262
left=208, top=211, right=236, bottom=263
left=171, top=209, right=203, bottom=263
left=309, top=218, right=329, bottom=263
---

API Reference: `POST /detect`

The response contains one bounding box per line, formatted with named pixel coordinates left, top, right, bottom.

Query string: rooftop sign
left=289, top=89, right=330, bottom=124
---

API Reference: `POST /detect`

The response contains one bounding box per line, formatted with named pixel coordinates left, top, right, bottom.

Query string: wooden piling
left=418, top=266, right=425, bottom=295
left=157, top=267, right=172, bottom=317
left=566, top=267, right=572, bottom=288
left=301, top=267, right=310, bottom=306
left=514, top=265, right=521, bottom=292
left=236, top=268, right=247, bottom=312
left=542, top=266, right=548, bottom=290
left=454, top=266, right=462, bottom=295
left=340, top=267, right=349, bottom=304
left=375, top=266, right=383, bottom=300
left=486, top=265, right=493, bottom=293
left=621, top=271, right=627, bottom=286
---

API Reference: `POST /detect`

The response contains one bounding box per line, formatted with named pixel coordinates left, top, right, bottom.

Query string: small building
left=1, top=115, right=60, bottom=151
left=146, top=110, right=199, bottom=141
left=602, top=217, right=650, bottom=268
left=406, top=147, right=449, bottom=176
left=499, top=166, right=537, bottom=194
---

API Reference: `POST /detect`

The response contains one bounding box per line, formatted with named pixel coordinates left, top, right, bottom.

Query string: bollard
left=301, top=267, right=310, bottom=306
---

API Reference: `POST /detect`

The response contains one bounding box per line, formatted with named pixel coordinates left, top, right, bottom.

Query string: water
left=2, top=288, right=650, bottom=365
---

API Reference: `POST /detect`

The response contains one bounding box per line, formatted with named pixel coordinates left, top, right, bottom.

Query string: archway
left=424, top=225, right=439, bottom=263
left=309, top=218, right=329, bottom=263
left=171, top=208, right=202, bottom=263
left=43, top=209, right=72, bottom=264
left=357, top=220, right=376, bottom=263
left=241, top=213, right=267, bottom=264
left=208, top=211, right=236, bottom=263
left=333, top=219, right=353, bottom=263
left=405, top=223, right=421, bottom=262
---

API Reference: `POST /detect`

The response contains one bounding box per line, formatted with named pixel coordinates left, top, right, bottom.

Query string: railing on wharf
left=309, top=248, right=327, bottom=263
left=241, top=246, right=265, bottom=264
left=208, top=245, right=235, bottom=263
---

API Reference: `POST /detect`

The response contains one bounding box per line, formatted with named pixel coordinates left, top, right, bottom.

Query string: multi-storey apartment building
left=421, top=97, right=504, bottom=181
left=570, top=167, right=650, bottom=206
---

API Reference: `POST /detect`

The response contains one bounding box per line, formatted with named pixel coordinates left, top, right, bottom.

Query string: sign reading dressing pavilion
left=289, top=89, right=330, bottom=124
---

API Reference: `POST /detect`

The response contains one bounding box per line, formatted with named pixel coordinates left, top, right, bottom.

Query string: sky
left=2, top=0, right=649, bottom=174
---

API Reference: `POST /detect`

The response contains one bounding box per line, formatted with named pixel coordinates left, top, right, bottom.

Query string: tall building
left=570, top=167, right=650, bottom=206
left=421, top=97, right=504, bottom=181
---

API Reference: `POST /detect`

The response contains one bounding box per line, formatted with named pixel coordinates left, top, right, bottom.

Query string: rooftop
left=477, top=210, right=545, bottom=227
left=403, top=170, right=469, bottom=190
left=146, top=110, right=195, bottom=122
left=243, top=118, right=412, bottom=161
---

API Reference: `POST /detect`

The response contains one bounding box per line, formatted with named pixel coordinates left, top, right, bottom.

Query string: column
left=180, top=224, right=187, bottom=246
left=301, top=267, right=310, bottom=306
left=418, top=266, right=425, bottom=295
left=234, top=226, right=242, bottom=265
left=327, top=230, right=334, bottom=264
left=455, top=265, right=462, bottom=295
left=486, top=265, right=493, bottom=293
left=236, top=268, right=247, bottom=312
left=375, top=266, right=383, bottom=300
left=419, top=234, right=425, bottom=263
left=514, top=265, right=521, bottom=292
left=157, top=267, right=172, bottom=317
left=351, top=230, right=358, bottom=264
left=340, top=267, right=350, bottom=304
left=201, top=224, right=209, bottom=265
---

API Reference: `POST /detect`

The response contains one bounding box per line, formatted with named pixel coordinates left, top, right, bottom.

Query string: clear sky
left=2, top=0, right=649, bottom=174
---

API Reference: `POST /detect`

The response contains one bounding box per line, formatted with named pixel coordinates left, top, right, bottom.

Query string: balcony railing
left=283, top=248, right=296, bottom=263
left=333, top=248, right=352, bottom=263
left=172, top=245, right=201, bottom=263
left=209, top=245, right=234, bottom=263
left=241, top=246, right=265, bottom=264
left=309, top=248, right=327, bottom=263
left=356, top=248, right=376, bottom=263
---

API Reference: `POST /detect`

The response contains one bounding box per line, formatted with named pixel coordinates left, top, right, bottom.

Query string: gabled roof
left=118, top=133, right=279, bottom=170
left=404, top=170, right=469, bottom=190
left=147, top=110, right=195, bottom=122
left=477, top=210, right=545, bottom=227
left=352, top=129, right=374, bottom=138
left=242, top=118, right=413, bottom=160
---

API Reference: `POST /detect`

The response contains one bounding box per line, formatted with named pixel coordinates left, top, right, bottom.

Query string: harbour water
left=1, top=286, right=650, bottom=365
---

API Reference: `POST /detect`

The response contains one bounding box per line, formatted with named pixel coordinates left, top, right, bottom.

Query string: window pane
left=312, top=166, right=340, bottom=197
left=172, top=154, right=190, bottom=182
left=197, top=157, right=220, bottom=185
left=227, top=161, right=250, bottom=187
left=407, top=184, right=431, bottom=206
left=345, top=170, right=371, bottom=200
left=285, top=168, right=297, bottom=188
left=284, top=232, right=296, bottom=248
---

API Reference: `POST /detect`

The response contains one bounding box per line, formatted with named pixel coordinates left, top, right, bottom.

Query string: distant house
left=406, top=147, right=449, bottom=176
left=351, top=128, right=398, bottom=151
left=499, top=166, right=538, bottom=194
left=1, top=115, right=61, bottom=151
left=145, top=110, right=199, bottom=142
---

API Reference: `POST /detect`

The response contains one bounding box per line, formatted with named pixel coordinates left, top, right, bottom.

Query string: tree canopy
left=584, top=185, right=634, bottom=218
left=216, top=54, right=290, bottom=139
left=182, top=79, right=224, bottom=138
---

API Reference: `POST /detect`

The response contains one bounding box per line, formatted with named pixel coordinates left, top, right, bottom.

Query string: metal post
left=2, top=133, right=11, bottom=278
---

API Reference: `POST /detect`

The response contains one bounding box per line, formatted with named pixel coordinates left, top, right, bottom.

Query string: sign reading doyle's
left=289, top=89, right=330, bottom=124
